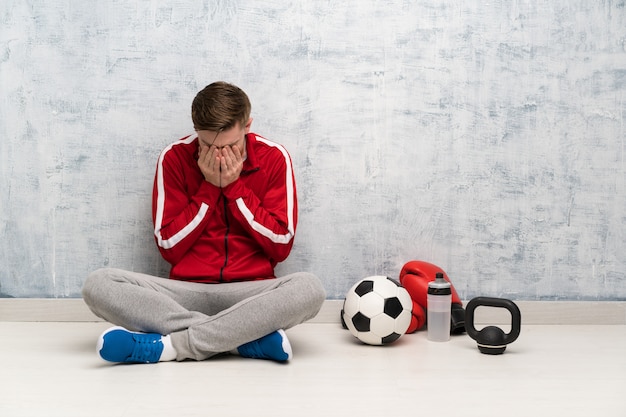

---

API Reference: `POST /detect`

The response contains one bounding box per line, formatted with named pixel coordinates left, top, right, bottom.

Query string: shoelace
left=128, top=333, right=163, bottom=363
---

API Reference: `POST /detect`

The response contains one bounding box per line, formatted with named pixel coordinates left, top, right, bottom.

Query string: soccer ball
left=342, top=275, right=413, bottom=345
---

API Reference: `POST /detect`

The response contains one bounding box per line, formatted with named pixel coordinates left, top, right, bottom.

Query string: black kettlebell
left=465, top=297, right=521, bottom=355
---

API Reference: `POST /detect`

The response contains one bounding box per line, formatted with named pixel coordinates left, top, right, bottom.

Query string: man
left=82, top=82, right=325, bottom=364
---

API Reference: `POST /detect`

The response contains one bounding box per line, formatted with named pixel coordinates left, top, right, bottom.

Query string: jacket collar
left=242, top=133, right=260, bottom=174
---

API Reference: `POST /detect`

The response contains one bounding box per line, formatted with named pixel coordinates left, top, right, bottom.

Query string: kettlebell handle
left=465, top=297, right=521, bottom=345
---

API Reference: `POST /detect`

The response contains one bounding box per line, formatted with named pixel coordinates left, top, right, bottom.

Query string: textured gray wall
left=1, top=1, right=624, bottom=300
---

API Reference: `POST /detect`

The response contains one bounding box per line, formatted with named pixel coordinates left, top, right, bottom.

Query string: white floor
left=0, top=321, right=624, bottom=417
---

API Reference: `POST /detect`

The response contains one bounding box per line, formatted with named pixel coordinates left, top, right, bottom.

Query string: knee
left=81, top=267, right=115, bottom=304
left=300, top=272, right=326, bottom=309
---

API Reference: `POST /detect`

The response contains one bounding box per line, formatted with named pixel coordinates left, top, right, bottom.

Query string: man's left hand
left=219, top=145, right=244, bottom=188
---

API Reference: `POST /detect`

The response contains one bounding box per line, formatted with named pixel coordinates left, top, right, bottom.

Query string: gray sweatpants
left=82, top=268, right=326, bottom=361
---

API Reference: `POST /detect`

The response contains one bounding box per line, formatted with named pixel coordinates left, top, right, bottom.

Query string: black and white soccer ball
left=341, top=275, right=413, bottom=345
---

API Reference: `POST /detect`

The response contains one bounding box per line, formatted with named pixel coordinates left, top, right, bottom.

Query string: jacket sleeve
left=222, top=145, right=298, bottom=263
left=152, top=145, right=221, bottom=265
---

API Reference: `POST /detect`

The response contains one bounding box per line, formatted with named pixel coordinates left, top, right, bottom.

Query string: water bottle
left=427, top=272, right=451, bottom=342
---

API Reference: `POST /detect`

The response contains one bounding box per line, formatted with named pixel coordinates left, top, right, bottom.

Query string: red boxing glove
left=406, top=300, right=425, bottom=334
left=399, top=260, right=465, bottom=334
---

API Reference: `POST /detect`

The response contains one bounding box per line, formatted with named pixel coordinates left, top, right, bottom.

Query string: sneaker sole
left=278, top=329, right=293, bottom=361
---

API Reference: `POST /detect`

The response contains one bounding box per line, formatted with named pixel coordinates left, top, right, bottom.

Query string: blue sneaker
left=97, top=326, right=164, bottom=364
left=237, top=329, right=292, bottom=362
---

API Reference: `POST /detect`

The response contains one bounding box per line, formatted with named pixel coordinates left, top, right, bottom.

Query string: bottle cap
left=428, top=272, right=451, bottom=295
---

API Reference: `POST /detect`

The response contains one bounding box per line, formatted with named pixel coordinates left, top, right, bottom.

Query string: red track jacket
left=152, top=132, right=297, bottom=283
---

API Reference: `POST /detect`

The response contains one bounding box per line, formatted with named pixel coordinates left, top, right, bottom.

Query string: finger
left=224, top=145, right=243, bottom=167
left=198, top=144, right=210, bottom=161
left=207, top=146, right=220, bottom=170
left=221, top=146, right=234, bottom=166
left=231, top=144, right=242, bottom=159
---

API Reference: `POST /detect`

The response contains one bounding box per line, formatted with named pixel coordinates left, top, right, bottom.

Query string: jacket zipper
left=219, top=196, right=229, bottom=282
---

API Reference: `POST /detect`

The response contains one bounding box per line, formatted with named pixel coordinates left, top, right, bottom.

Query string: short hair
left=191, top=82, right=251, bottom=131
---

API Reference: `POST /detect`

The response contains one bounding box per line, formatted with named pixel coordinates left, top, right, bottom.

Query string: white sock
left=159, top=335, right=177, bottom=362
